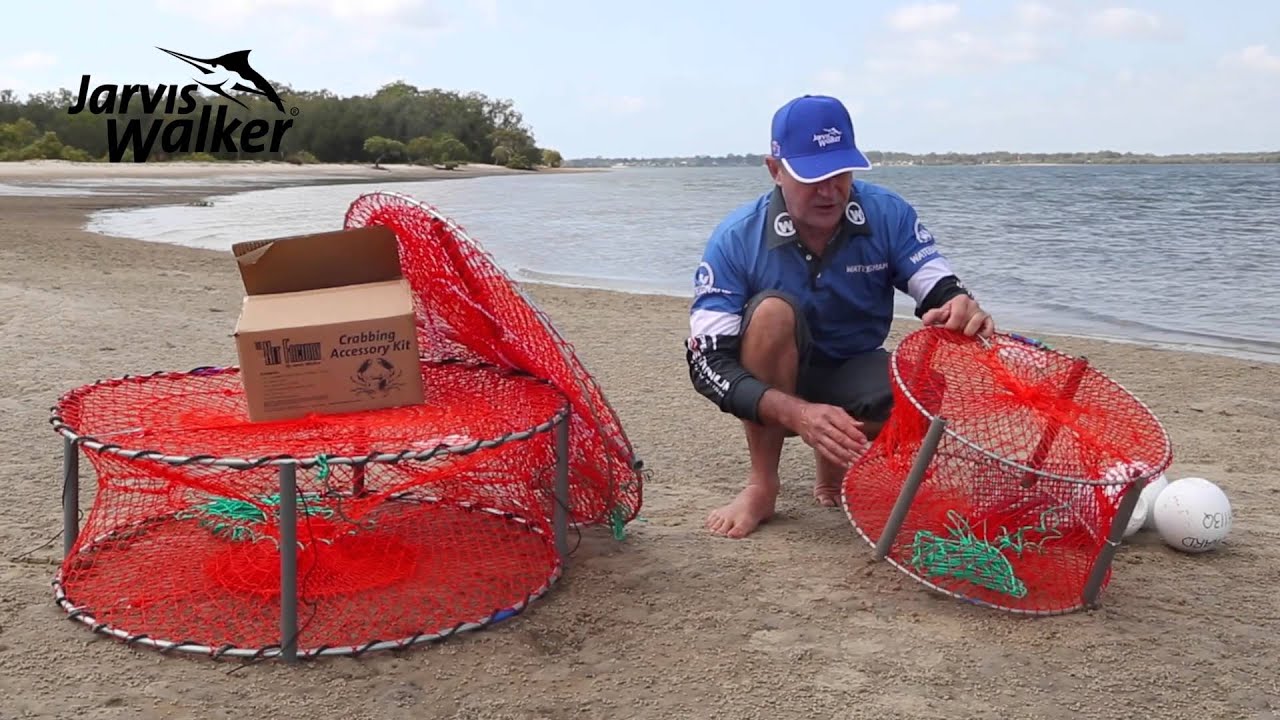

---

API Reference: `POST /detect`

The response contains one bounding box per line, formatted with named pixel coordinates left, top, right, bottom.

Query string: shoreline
left=15, top=160, right=1265, bottom=367
left=4, top=161, right=1275, bottom=365
left=2, top=173, right=1274, bottom=397
left=0, top=158, right=602, bottom=187
left=1, top=170, right=1278, bottom=718
left=475, top=274, right=1280, bottom=366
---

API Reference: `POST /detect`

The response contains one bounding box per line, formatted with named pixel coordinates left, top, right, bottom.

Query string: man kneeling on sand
left=684, top=94, right=995, bottom=539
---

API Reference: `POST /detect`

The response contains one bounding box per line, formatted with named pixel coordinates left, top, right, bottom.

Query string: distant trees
left=0, top=81, right=562, bottom=168
left=566, top=149, right=1280, bottom=168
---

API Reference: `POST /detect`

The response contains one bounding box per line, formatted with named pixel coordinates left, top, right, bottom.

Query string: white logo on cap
left=915, top=219, right=935, bottom=244
left=774, top=212, right=796, bottom=237
left=771, top=140, right=781, bottom=156
left=813, top=127, right=842, bottom=147
left=845, top=201, right=866, bottom=225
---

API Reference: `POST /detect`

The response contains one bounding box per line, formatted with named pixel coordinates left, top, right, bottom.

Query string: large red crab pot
left=842, top=327, right=1172, bottom=615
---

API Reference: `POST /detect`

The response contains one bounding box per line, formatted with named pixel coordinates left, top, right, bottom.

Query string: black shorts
left=741, top=290, right=894, bottom=423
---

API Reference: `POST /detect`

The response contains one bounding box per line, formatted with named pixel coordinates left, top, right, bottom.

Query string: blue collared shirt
left=689, top=179, right=956, bottom=361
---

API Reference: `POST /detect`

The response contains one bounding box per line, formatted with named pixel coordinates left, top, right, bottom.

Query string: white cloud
left=865, top=4, right=1177, bottom=84
left=808, top=69, right=866, bottom=116
left=0, top=52, right=56, bottom=93
left=280, top=26, right=331, bottom=54
left=153, top=0, right=306, bottom=25
left=1219, top=44, right=1280, bottom=74
left=153, top=0, right=450, bottom=31
left=887, top=3, right=960, bottom=32
left=938, top=59, right=1280, bottom=153
left=5, top=52, right=57, bottom=70
left=861, top=3, right=1069, bottom=81
left=586, top=95, right=648, bottom=115
left=1087, top=7, right=1166, bottom=38
left=864, top=28, right=1057, bottom=78
left=811, top=68, right=845, bottom=89
left=468, top=0, right=498, bottom=24
left=1014, top=2, right=1057, bottom=29
left=327, top=0, right=446, bottom=27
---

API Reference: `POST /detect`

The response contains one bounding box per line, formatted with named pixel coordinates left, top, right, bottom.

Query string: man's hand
left=921, top=294, right=995, bottom=338
left=795, top=402, right=869, bottom=468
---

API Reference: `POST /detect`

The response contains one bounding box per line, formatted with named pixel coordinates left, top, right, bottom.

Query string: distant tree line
left=0, top=81, right=564, bottom=168
left=567, top=150, right=1280, bottom=167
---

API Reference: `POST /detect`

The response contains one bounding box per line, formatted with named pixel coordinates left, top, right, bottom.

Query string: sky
left=2, top=0, right=1278, bottom=158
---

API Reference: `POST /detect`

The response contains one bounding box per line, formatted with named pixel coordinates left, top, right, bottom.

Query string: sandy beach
left=1, top=161, right=1277, bottom=719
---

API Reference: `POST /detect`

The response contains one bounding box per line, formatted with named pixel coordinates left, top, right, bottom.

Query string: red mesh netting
left=342, top=191, right=644, bottom=528
left=843, top=328, right=1173, bottom=614
left=53, top=360, right=567, bottom=657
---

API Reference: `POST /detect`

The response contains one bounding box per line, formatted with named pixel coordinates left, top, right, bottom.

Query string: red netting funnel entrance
left=842, top=328, right=1173, bottom=615
left=342, top=191, right=644, bottom=532
left=51, top=360, right=570, bottom=659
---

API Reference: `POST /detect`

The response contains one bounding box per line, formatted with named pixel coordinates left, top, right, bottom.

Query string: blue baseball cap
left=770, top=95, right=871, bottom=183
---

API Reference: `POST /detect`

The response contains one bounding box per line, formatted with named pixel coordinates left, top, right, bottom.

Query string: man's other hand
left=795, top=402, right=868, bottom=468
left=921, top=294, right=995, bottom=338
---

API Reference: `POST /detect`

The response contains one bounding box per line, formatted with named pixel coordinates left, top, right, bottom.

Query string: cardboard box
left=231, top=226, right=424, bottom=423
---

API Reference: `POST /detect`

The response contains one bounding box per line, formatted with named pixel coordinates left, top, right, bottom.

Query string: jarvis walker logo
left=67, top=47, right=298, bottom=163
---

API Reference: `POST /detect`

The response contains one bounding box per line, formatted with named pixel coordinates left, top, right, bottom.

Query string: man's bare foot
left=813, top=477, right=842, bottom=507
left=813, top=453, right=847, bottom=508
left=706, top=484, right=778, bottom=539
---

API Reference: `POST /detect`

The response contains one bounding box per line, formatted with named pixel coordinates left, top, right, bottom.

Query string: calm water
left=71, top=163, right=1280, bottom=363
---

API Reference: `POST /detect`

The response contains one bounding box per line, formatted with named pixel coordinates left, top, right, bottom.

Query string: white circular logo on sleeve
left=845, top=201, right=866, bottom=225
left=915, top=219, right=935, bottom=244
left=694, top=261, right=714, bottom=291
left=774, top=212, right=796, bottom=237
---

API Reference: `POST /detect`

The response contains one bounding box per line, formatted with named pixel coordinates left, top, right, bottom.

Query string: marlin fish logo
left=156, top=47, right=286, bottom=114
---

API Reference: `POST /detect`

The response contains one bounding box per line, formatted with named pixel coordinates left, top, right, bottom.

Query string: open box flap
left=232, top=225, right=403, bottom=296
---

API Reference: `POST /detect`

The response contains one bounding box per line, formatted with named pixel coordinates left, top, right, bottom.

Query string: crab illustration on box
left=352, top=356, right=403, bottom=396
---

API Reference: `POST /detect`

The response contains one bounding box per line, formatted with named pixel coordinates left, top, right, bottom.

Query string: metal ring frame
left=52, top=359, right=575, bottom=662
left=890, top=332, right=1174, bottom=487
left=844, top=330, right=1170, bottom=614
